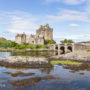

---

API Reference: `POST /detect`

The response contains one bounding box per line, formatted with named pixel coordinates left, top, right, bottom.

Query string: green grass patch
left=14, top=44, right=47, bottom=50
left=50, top=60, right=83, bottom=66
left=87, top=50, right=90, bottom=52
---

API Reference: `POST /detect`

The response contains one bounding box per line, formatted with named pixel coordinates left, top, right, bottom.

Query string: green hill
left=79, top=41, right=90, bottom=44
left=0, top=37, right=12, bottom=48
left=0, top=37, right=11, bottom=42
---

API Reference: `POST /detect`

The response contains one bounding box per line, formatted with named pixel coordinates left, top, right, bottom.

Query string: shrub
left=45, top=40, right=56, bottom=45
left=60, top=39, right=74, bottom=43
left=14, top=44, right=47, bottom=50
left=9, top=41, right=17, bottom=48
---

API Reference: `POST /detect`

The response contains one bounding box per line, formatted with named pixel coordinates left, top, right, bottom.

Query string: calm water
left=0, top=52, right=90, bottom=90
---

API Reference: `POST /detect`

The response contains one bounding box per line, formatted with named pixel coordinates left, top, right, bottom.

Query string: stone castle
left=15, top=24, right=53, bottom=45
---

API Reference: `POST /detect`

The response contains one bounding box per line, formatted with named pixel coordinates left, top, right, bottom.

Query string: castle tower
left=36, top=24, right=53, bottom=40
left=15, top=32, right=26, bottom=44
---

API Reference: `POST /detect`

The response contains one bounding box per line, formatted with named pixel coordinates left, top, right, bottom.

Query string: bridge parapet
left=51, top=43, right=74, bottom=54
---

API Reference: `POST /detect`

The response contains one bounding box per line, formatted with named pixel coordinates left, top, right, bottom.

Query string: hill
left=0, top=37, right=11, bottom=42
left=78, top=41, right=90, bottom=44
left=0, top=37, right=12, bottom=48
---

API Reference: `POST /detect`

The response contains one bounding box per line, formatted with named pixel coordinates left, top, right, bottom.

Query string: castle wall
left=28, top=35, right=44, bottom=45
left=15, top=37, right=22, bottom=44
left=35, top=37, right=44, bottom=45
left=36, top=24, right=53, bottom=40
left=74, top=44, right=90, bottom=51
left=44, top=29, right=53, bottom=40
left=15, top=24, right=53, bottom=45
left=15, top=33, right=26, bottom=44
left=21, top=35, right=26, bottom=44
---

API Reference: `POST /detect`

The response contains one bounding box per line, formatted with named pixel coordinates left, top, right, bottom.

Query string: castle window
left=32, top=41, right=34, bottom=44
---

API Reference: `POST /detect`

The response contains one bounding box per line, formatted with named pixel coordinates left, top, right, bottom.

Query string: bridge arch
left=60, top=46, right=65, bottom=54
left=67, top=46, right=72, bottom=53
left=53, top=44, right=74, bottom=54
left=55, top=46, right=58, bottom=50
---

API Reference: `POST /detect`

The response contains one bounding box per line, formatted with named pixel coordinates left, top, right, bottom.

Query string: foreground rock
left=0, top=56, right=52, bottom=68
left=51, top=51, right=90, bottom=62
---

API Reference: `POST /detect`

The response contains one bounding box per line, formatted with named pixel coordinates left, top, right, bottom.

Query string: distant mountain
left=78, top=41, right=90, bottom=43
left=0, top=37, right=11, bottom=43
left=0, top=37, right=12, bottom=48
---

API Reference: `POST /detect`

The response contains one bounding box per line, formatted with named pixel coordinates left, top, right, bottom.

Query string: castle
left=15, top=24, right=53, bottom=45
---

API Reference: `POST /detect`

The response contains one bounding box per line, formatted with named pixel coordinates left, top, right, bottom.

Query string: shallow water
left=0, top=52, right=90, bottom=90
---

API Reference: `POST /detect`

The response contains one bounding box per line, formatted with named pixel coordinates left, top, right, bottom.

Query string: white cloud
left=7, top=16, right=39, bottom=34
left=54, top=33, right=90, bottom=42
left=45, top=9, right=89, bottom=23
left=69, top=24, right=80, bottom=27
left=63, top=0, right=86, bottom=5
left=0, top=11, right=39, bottom=33
left=45, top=0, right=86, bottom=5
left=67, top=34, right=90, bottom=42
left=0, top=11, right=39, bottom=40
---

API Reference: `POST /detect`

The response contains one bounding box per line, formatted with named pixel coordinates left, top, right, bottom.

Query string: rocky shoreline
left=0, top=56, right=52, bottom=68
left=0, top=51, right=90, bottom=68
left=50, top=51, right=90, bottom=62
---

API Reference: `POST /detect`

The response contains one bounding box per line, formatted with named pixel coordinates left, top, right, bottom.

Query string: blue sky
left=0, top=0, right=90, bottom=42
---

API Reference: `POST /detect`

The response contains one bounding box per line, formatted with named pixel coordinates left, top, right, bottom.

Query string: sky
left=0, top=0, right=90, bottom=43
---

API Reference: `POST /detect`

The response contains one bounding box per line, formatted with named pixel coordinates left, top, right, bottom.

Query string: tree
left=60, top=39, right=74, bottom=43
left=9, top=41, right=17, bottom=48
left=45, top=40, right=56, bottom=45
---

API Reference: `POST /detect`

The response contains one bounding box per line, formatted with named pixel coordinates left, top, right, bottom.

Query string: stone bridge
left=48, top=43, right=74, bottom=54
left=48, top=43, right=90, bottom=54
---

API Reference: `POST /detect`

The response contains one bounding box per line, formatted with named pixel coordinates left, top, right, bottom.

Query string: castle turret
left=15, top=32, right=26, bottom=44
left=36, top=24, right=53, bottom=40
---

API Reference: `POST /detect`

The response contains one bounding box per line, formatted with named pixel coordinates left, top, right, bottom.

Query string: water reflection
left=63, top=64, right=90, bottom=72
left=0, top=51, right=62, bottom=60
left=0, top=52, right=11, bottom=60
left=11, top=51, right=59, bottom=57
left=4, top=72, right=35, bottom=77
left=0, top=64, right=90, bottom=90
left=10, top=75, right=57, bottom=88
left=0, top=52, right=90, bottom=90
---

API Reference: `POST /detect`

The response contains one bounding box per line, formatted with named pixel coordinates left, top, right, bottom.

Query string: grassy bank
left=50, top=60, right=83, bottom=66
left=0, top=43, right=48, bottom=50
left=87, top=50, right=90, bottom=52
left=0, top=37, right=48, bottom=50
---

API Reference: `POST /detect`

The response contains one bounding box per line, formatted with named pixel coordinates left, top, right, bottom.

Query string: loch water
left=0, top=52, right=90, bottom=90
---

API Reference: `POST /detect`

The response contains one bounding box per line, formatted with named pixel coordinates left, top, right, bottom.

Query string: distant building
left=15, top=32, right=26, bottom=44
left=15, top=24, right=53, bottom=45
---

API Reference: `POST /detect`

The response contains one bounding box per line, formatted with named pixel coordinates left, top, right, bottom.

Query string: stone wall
left=15, top=37, right=22, bottom=44
left=15, top=24, right=53, bottom=45
left=48, top=43, right=90, bottom=53
left=74, top=43, right=90, bottom=51
left=27, top=34, right=44, bottom=45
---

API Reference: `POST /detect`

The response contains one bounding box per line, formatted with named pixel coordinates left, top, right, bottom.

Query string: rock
left=50, top=51, right=90, bottom=62
left=0, top=56, right=52, bottom=68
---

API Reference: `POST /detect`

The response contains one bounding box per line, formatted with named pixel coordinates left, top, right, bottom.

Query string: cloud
left=7, top=16, right=39, bottom=34
left=45, top=9, right=89, bottom=23
left=67, top=34, right=90, bottom=42
left=69, top=24, right=80, bottom=27
left=45, top=0, right=86, bottom=5
left=63, top=0, right=86, bottom=5
left=54, top=33, right=90, bottom=42
left=0, top=11, right=39, bottom=33
left=0, top=11, right=39, bottom=40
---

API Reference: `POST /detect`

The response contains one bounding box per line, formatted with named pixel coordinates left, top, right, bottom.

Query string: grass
left=87, top=50, right=90, bottom=52
left=50, top=60, right=83, bottom=66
